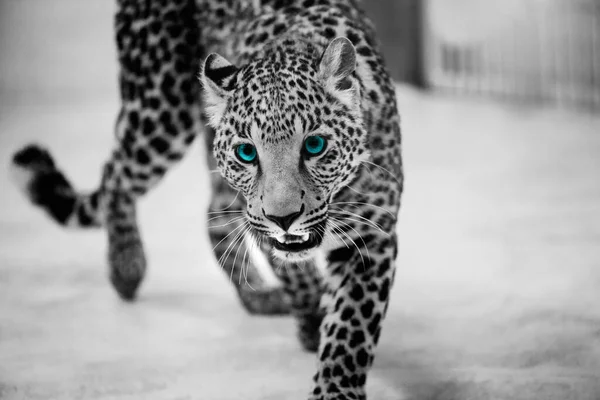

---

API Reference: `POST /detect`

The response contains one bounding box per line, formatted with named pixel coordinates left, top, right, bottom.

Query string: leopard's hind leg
left=10, top=144, right=152, bottom=300
left=10, top=0, right=202, bottom=300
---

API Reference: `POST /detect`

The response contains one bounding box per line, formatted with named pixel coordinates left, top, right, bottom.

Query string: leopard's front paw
left=108, top=237, right=146, bottom=301
left=297, top=313, right=323, bottom=352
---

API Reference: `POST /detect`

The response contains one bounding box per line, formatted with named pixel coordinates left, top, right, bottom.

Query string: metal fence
left=423, top=0, right=600, bottom=111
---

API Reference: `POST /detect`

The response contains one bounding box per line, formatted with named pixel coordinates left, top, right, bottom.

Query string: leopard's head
left=200, top=37, right=369, bottom=261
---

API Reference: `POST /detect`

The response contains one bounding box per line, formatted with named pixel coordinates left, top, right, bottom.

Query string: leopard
left=9, top=0, right=403, bottom=398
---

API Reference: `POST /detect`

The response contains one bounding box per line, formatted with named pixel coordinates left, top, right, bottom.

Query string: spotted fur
left=10, top=1, right=403, bottom=398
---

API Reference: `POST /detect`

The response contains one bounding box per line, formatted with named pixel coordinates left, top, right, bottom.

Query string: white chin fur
left=272, top=247, right=315, bottom=262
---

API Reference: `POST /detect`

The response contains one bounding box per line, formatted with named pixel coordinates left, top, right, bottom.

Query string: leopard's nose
left=263, top=204, right=305, bottom=231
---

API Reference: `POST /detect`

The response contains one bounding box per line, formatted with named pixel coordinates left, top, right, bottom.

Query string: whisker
left=329, top=208, right=389, bottom=236
left=330, top=217, right=367, bottom=269
left=216, top=227, right=249, bottom=277
left=312, top=225, right=326, bottom=247
left=330, top=201, right=395, bottom=218
left=217, top=224, right=246, bottom=269
left=222, top=226, right=250, bottom=283
left=334, top=216, right=389, bottom=237
left=239, top=234, right=251, bottom=285
left=210, top=190, right=241, bottom=212
left=212, top=221, right=248, bottom=253
left=361, top=160, right=374, bottom=176
left=207, top=216, right=246, bottom=229
left=330, top=217, right=370, bottom=271
left=207, top=210, right=244, bottom=216
left=206, top=213, right=241, bottom=224
left=327, top=220, right=350, bottom=249
left=361, top=160, right=403, bottom=186
left=323, top=225, right=343, bottom=250
left=344, top=184, right=370, bottom=197
left=243, top=234, right=259, bottom=291
left=313, top=227, right=324, bottom=242
left=230, top=227, right=250, bottom=285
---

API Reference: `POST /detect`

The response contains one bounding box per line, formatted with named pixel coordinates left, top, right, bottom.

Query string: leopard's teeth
left=275, top=235, right=286, bottom=244
left=274, top=234, right=310, bottom=244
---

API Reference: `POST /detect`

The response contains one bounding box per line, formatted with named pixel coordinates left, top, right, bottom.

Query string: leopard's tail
left=10, top=144, right=104, bottom=228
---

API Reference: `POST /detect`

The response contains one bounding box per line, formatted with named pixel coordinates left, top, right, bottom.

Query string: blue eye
left=235, top=143, right=257, bottom=163
left=304, top=135, right=327, bottom=157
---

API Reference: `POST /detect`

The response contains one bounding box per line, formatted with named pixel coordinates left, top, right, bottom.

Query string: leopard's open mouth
left=271, top=233, right=320, bottom=253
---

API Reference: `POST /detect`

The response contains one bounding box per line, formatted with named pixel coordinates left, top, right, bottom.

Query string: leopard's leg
left=310, top=232, right=397, bottom=400
left=269, top=255, right=325, bottom=351
left=10, top=0, right=203, bottom=300
left=105, top=190, right=145, bottom=300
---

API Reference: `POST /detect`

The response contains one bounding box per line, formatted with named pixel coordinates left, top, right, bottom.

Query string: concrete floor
left=1, top=2, right=600, bottom=400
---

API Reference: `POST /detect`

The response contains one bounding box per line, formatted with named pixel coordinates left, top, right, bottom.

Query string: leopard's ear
left=317, top=37, right=358, bottom=110
left=200, top=53, right=238, bottom=127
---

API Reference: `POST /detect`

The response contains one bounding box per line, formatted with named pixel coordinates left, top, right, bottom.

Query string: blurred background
left=364, top=0, right=600, bottom=112
left=0, top=1, right=599, bottom=400
left=1, top=0, right=599, bottom=111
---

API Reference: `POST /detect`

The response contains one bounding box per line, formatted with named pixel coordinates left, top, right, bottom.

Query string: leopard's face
left=202, top=38, right=367, bottom=261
